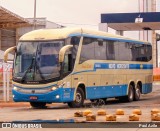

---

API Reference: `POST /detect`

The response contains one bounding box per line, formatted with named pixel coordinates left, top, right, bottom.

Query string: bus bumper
left=12, top=88, right=75, bottom=103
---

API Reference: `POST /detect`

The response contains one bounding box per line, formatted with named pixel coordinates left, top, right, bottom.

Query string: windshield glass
left=14, top=41, right=64, bottom=82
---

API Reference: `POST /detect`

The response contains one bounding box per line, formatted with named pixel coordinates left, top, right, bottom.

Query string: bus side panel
left=86, top=74, right=128, bottom=99
left=142, top=83, right=152, bottom=94
left=87, top=75, right=101, bottom=99
left=86, top=85, right=128, bottom=99
left=142, top=74, right=153, bottom=94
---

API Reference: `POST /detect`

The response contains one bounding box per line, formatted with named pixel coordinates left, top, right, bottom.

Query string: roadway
left=0, top=83, right=160, bottom=130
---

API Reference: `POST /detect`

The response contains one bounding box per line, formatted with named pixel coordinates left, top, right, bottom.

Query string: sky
left=0, top=0, right=159, bottom=39
left=1, top=0, right=160, bottom=65
left=0, top=0, right=139, bottom=29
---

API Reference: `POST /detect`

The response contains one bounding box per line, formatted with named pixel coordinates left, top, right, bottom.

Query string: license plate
left=30, top=96, right=38, bottom=100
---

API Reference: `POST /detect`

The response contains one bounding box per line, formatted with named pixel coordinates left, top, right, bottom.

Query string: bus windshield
left=13, top=41, right=64, bottom=83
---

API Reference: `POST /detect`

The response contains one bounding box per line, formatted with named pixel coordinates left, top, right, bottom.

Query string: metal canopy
left=101, top=12, right=160, bottom=31
left=0, top=6, right=32, bottom=29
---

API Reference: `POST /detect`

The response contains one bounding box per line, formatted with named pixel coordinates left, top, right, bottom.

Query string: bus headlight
left=13, top=86, right=19, bottom=91
left=51, top=86, right=58, bottom=91
left=51, top=83, right=65, bottom=91
left=56, top=95, right=60, bottom=99
left=58, top=82, right=65, bottom=88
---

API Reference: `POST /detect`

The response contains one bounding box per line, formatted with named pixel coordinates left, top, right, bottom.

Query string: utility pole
left=151, top=0, right=157, bottom=67
left=33, top=0, right=37, bottom=30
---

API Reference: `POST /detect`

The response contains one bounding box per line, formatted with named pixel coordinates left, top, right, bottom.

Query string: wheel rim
left=75, top=92, right=82, bottom=103
left=129, top=89, right=134, bottom=100
left=136, top=88, right=140, bottom=97
left=98, top=99, right=105, bottom=106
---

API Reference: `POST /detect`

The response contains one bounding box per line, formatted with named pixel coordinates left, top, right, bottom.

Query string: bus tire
left=30, top=102, right=46, bottom=108
left=67, top=88, right=84, bottom=108
left=134, top=84, right=141, bottom=101
left=125, top=84, right=134, bottom=102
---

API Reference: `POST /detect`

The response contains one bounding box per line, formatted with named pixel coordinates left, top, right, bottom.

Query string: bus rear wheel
left=30, top=102, right=46, bottom=108
left=124, top=84, right=134, bottom=102
left=134, top=84, right=141, bottom=101
left=68, top=88, right=84, bottom=108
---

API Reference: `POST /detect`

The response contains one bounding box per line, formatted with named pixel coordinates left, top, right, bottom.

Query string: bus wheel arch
left=68, top=83, right=86, bottom=108
left=78, top=84, right=86, bottom=99
left=74, top=83, right=86, bottom=100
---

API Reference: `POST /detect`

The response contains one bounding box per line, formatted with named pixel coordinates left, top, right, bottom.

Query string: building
left=0, top=6, right=63, bottom=53
left=17, top=17, right=64, bottom=42
left=0, top=6, right=64, bottom=101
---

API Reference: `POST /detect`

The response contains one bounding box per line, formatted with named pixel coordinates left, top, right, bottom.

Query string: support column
left=116, top=30, right=124, bottom=36
left=98, top=23, right=108, bottom=32
left=152, top=31, right=157, bottom=68
left=0, top=30, right=1, bottom=50
left=151, top=0, right=157, bottom=68
left=15, top=28, right=19, bottom=45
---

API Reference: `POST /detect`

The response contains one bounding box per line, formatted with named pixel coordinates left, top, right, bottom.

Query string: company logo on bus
left=109, top=64, right=129, bottom=69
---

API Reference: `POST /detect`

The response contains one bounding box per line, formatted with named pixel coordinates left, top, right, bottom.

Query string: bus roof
left=19, top=27, right=150, bottom=44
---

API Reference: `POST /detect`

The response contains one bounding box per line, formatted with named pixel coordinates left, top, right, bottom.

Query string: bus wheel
left=30, top=102, right=46, bottom=108
left=134, top=84, right=141, bottom=101
left=125, top=84, right=134, bottom=102
left=68, top=88, right=84, bottom=108
left=90, top=99, right=95, bottom=103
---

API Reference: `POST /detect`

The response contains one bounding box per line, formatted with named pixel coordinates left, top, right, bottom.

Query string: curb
left=0, top=102, right=30, bottom=107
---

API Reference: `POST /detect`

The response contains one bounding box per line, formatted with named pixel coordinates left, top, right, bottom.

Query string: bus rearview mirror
left=59, top=45, right=73, bottom=63
left=4, top=46, right=16, bottom=63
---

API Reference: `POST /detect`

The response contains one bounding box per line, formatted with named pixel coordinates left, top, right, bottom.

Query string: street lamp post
left=156, top=33, right=160, bottom=67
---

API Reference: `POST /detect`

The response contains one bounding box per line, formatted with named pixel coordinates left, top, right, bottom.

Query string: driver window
left=64, top=54, right=69, bottom=73
left=63, top=50, right=72, bottom=74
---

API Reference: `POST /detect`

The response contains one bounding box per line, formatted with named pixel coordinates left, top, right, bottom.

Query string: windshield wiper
left=21, top=57, right=35, bottom=82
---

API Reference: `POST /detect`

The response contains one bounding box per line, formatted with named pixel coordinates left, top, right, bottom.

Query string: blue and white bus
left=4, top=28, right=153, bottom=108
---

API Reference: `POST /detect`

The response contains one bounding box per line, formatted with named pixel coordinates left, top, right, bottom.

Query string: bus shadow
left=14, top=98, right=149, bottom=111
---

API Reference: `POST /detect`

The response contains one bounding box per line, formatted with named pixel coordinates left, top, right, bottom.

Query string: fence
left=0, top=62, right=12, bottom=102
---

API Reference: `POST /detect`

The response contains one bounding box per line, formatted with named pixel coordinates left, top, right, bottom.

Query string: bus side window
left=71, top=37, right=79, bottom=68
left=106, top=40, right=116, bottom=60
left=95, top=40, right=107, bottom=60
left=80, top=37, right=95, bottom=63
left=63, top=54, right=69, bottom=73
left=131, top=44, right=152, bottom=62
left=146, top=45, right=152, bottom=61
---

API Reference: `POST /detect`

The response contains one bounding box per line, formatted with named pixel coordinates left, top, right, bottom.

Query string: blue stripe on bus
left=69, top=33, right=150, bottom=45
left=86, top=85, right=128, bottom=99
left=142, top=83, right=152, bottom=94
left=12, top=87, right=75, bottom=103
left=12, top=83, right=152, bottom=103
left=72, top=63, right=153, bottom=75
left=94, top=63, right=153, bottom=69
left=86, top=83, right=152, bottom=99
